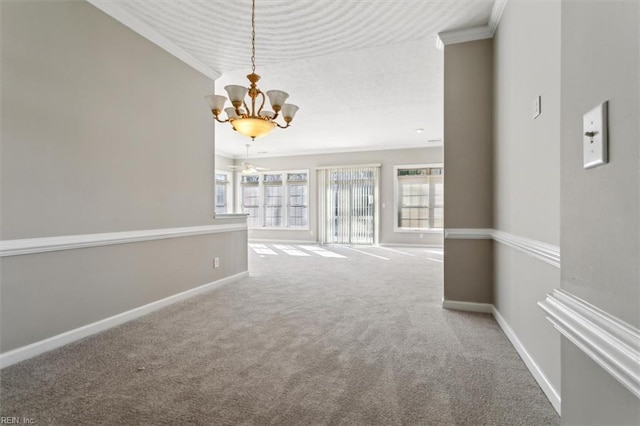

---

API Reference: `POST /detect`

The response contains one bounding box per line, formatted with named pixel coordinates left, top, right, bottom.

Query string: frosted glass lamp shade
left=224, top=85, right=248, bottom=103
left=225, top=107, right=239, bottom=119
left=205, top=95, right=227, bottom=113
left=231, top=117, right=276, bottom=139
left=266, top=90, right=289, bottom=109
left=260, top=110, right=275, bottom=119
left=281, top=104, right=299, bottom=122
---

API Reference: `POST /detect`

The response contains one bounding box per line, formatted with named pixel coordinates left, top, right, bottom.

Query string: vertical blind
left=318, top=165, right=380, bottom=244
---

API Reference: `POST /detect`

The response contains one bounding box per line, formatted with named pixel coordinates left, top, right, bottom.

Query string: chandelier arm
left=241, top=101, right=250, bottom=117
left=275, top=122, right=290, bottom=129
left=212, top=113, right=231, bottom=123
left=256, top=90, right=267, bottom=116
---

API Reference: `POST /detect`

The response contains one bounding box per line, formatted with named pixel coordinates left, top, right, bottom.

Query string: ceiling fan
left=229, top=144, right=269, bottom=175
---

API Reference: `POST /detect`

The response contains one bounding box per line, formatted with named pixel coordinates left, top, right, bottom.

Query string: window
left=264, top=174, right=284, bottom=227
left=239, top=170, right=309, bottom=229
left=287, top=173, right=308, bottom=228
left=215, top=171, right=232, bottom=215
left=395, top=165, right=443, bottom=231
left=240, top=174, right=261, bottom=227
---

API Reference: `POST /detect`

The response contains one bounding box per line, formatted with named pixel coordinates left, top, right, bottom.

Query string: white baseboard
left=0, top=271, right=248, bottom=369
left=442, top=299, right=561, bottom=414
left=493, top=306, right=562, bottom=415
left=442, top=299, right=493, bottom=313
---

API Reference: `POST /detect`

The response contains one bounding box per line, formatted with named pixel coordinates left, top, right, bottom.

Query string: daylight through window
left=240, top=171, right=309, bottom=229
left=395, top=166, right=443, bottom=231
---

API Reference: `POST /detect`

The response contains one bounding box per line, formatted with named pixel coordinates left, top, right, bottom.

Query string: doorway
left=318, top=165, right=380, bottom=245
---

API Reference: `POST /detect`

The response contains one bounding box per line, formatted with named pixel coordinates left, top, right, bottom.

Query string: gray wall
left=492, top=0, right=561, bottom=401
left=560, top=1, right=639, bottom=423
left=216, top=154, right=236, bottom=172
left=443, top=39, right=494, bottom=303
left=231, top=147, right=444, bottom=246
left=0, top=1, right=247, bottom=352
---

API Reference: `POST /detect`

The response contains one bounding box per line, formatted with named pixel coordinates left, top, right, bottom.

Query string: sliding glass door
left=318, top=165, right=380, bottom=244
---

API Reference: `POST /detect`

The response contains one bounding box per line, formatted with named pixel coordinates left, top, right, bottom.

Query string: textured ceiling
left=111, top=0, right=496, bottom=158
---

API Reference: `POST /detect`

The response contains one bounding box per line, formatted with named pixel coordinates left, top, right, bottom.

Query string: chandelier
left=205, top=0, right=299, bottom=141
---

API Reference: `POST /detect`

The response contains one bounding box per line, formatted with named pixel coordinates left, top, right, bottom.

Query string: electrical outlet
left=214, top=257, right=220, bottom=268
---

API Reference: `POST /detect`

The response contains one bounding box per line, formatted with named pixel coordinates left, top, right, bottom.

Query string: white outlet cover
left=583, top=101, right=608, bottom=169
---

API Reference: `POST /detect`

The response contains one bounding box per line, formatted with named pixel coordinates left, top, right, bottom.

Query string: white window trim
left=215, top=169, right=234, bottom=215
left=393, top=163, right=444, bottom=233
left=236, top=169, right=310, bottom=231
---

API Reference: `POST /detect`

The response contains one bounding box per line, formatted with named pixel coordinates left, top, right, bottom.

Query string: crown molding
left=489, top=0, right=508, bottom=35
left=220, top=142, right=443, bottom=160
left=539, top=289, right=640, bottom=400
left=436, top=0, right=508, bottom=48
left=436, top=25, right=494, bottom=47
left=86, top=0, right=221, bottom=81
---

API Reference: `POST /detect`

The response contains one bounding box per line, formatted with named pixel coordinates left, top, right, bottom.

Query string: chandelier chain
left=251, top=0, right=256, bottom=74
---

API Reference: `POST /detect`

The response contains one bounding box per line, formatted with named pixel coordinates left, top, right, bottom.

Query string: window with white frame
left=215, top=171, right=233, bottom=215
left=239, top=170, right=308, bottom=229
left=240, top=174, right=261, bottom=227
left=263, top=174, right=284, bottom=227
left=287, top=173, right=308, bottom=228
left=395, top=165, right=443, bottom=231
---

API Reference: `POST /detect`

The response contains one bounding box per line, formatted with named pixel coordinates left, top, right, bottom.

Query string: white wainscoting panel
left=1, top=223, right=247, bottom=257
left=0, top=271, right=249, bottom=369
left=539, top=289, right=640, bottom=400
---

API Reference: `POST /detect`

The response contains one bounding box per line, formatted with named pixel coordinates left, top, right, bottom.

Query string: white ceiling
left=106, top=0, right=497, bottom=158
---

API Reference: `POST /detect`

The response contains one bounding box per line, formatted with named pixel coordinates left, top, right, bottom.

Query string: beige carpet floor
left=0, top=244, right=559, bottom=425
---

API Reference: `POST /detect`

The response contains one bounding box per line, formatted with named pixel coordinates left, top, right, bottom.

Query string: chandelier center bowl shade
left=205, top=0, right=298, bottom=141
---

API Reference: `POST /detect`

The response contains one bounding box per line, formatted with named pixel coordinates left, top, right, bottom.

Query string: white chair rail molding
left=0, top=223, right=247, bottom=257
left=539, top=289, right=640, bottom=400
left=444, top=228, right=560, bottom=268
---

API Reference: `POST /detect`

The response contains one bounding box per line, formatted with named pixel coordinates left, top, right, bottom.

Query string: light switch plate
left=532, top=96, right=541, bottom=119
left=583, top=101, right=608, bottom=169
